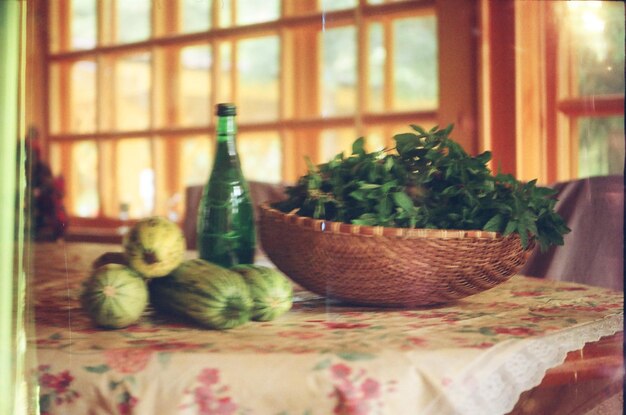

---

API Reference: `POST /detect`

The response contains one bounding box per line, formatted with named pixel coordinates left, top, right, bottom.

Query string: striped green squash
left=150, top=259, right=253, bottom=329
left=80, top=264, right=149, bottom=329
left=230, top=264, right=293, bottom=321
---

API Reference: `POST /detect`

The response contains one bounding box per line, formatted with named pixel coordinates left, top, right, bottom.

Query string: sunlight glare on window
left=564, top=1, right=625, bottom=96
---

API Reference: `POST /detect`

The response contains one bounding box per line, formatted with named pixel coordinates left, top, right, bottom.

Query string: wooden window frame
left=513, top=0, right=624, bottom=184
left=38, top=0, right=480, bottom=235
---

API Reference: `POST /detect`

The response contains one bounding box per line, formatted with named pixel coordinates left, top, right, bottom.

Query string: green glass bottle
left=197, top=103, right=256, bottom=267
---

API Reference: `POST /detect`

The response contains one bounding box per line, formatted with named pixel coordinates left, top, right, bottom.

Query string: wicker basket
left=259, top=204, right=532, bottom=307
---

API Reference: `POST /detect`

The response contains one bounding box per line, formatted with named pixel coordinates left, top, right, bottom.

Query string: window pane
left=49, top=61, right=96, bottom=134
left=362, top=127, right=389, bottom=153
left=578, top=116, right=624, bottom=178
left=71, top=0, right=96, bottom=50
left=219, top=0, right=233, bottom=28
left=49, top=60, right=97, bottom=134
left=237, top=0, right=280, bottom=25
left=49, top=143, right=62, bottom=177
left=115, top=139, right=154, bottom=218
left=181, top=136, right=213, bottom=187
left=320, top=0, right=357, bottom=11
left=368, top=23, right=385, bottom=112
left=239, top=132, right=282, bottom=183
left=564, top=2, right=625, bottom=96
left=71, top=141, right=99, bottom=217
left=180, top=45, right=212, bottom=126
left=71, top=60, right=97, bottom=133
left=115, top=53, right=151, bottom=131
left=182, top=0, right=212, bottom=33
left=217, top=42, right=233, bottom=104
left=393, top=16, right=438, bottom=110
left=319, top=128, right=358, bottom=163
left=152, top=136, right=212, bottom=220
left=237, top=36, right=280, bottom=122
left=321, top=26, right=357, bottom=116
left=117, top=0, right=151, bottom=43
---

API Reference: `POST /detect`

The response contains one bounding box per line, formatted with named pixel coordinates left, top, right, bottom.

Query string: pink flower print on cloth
left=329, top=363, right=384, bottom=415
left=181, top=368, right=239, bottom=415
left=36, top=365, right=80, bottom=415
left=104, top=348, right=154, bottom=374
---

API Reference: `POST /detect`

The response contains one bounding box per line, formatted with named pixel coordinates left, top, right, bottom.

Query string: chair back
left=520, top=175, right=624, bottom=290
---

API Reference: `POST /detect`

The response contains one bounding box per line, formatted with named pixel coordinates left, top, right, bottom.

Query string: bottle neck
left=216, top=115, right=237, bottom=143
left=214, top=115, right=239, bottom=160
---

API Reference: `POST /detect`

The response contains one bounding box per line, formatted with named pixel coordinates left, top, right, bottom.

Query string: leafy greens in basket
left=273, top=124, right=570, bottom=251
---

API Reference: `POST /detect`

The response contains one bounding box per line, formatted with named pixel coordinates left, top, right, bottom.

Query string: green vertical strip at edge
left=0, top=1, right=27, bottom=415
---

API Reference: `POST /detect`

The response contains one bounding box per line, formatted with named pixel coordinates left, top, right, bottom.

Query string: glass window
left=219, top=0, right=233, bottom=28
left=237, top=36, right=280, bottom=122
left=393, top=16, right=438, bottom=110
left=182, top=0, right=212, bottom=33
left=49, top=60, right=97, bottom=134
left=180, top=136, right=213, bottom=187
left=71, top=0, right=97, bottom=50
left=319, top=128, right=358, bottom=162
left=180, top=45, right=212, bottom=126
left=321, top=26, right=357, bottom=116
left=578, top=116, right=625, bottom=178
left=113, top=139, right=154, bottom=218
left=321, top=0, right=357, bottom=11
left=72, top=141, right=99, bottom=217
left=368, top=22, right=385, bottom=112
left=236, top=0, right=280, bottom=25
left=47, top=0, right=440, bottom=222
left=71, top=60, right=97, bottom=133
left=216, top=42, right=233, bottom=104
left=239, top=132, right=282, bottom=183
left=117, top=0, right=151, bottom=43
left=113, top=53, right=152, bottom=131
left=564, top=1, right=625, bottom=97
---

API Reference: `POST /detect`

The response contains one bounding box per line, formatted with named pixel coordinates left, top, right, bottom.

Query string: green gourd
left=150, top=259, right=253, bottom=330
left=230, top=264, right=293, bottom=321
left=81, top=264, right=149, bottom=329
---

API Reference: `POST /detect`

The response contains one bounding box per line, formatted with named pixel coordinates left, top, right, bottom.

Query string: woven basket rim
left=260, top=203, right=506, bottom=241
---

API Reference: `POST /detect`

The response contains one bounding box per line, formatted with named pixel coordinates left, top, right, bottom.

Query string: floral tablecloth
left=31, top=242, right=623, bottom=415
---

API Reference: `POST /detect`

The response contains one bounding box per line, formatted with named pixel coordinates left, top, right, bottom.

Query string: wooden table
left=31, top=242, right=623, bottom=415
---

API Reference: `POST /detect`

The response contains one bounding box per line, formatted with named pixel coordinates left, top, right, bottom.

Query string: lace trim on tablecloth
left=424, top=312, right=624, bottom=415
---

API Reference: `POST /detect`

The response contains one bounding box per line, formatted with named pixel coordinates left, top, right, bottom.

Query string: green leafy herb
left=273, top=124, right=570, bottom=251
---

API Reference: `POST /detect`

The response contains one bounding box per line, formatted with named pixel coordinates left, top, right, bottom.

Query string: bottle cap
left=216, top=103, right=237, bottom=116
